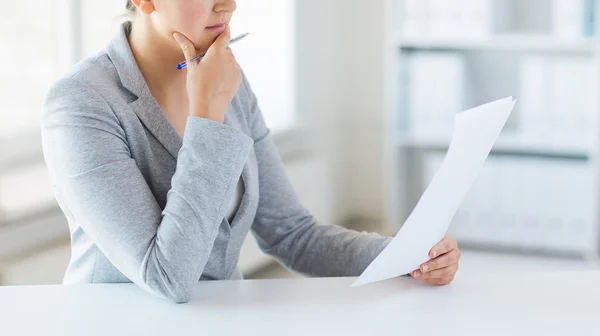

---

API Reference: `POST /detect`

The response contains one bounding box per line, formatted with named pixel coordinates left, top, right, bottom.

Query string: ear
left=131, top=0, right=155, bottom=15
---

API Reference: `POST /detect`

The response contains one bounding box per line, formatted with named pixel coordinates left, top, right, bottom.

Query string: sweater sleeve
left=241, top=74, right=392, bottom=277
left=41, top=77, right=253, bottom=303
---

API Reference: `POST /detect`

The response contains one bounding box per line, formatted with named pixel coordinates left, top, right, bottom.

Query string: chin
left=194, top=39, right=215, bottom=53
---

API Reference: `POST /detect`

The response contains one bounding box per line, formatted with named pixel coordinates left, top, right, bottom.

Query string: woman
left=41, top=0, right=461, bottom=303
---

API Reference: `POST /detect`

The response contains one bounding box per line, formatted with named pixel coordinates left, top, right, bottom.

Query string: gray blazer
left=41, top=23, right=390, bottom=303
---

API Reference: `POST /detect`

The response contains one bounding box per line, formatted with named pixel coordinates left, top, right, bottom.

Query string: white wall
left=295, top=0, right=388, bottom=224
left=295, top=0, right=388, bottom=222
left=295, top=0, right=349, bottom=222
left=342, top=0, right=387, bottom=220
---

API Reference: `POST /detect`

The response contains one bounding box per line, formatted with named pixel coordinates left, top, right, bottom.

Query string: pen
left=176, top=32, right=250, bottom=70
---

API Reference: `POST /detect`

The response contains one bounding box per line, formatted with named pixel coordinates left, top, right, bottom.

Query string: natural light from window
left=0, top=0, right=297, bottom=222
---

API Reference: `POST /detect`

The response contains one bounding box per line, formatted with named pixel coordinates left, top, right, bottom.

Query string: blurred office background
left=1, top=0, right=600, bottom=285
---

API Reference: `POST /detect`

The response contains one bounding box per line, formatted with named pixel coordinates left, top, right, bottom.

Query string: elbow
left=140, top=268, right=194, bottom=304
left=138, top=242, right=199, bottom=303
left=151, top=281, right=192, bottom=304
left=156, top=278, right=194, bottom=304
left=164, top=289, right=192, bottom=304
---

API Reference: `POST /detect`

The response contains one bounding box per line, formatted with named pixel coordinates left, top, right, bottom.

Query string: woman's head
left=127, top=0, right=236, bottom=53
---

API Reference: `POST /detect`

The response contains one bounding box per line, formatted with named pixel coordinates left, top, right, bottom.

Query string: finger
left=411, top=270, right=453, bottom=285
left=417, top=264, right=459, bottom=281
left=213, top=25, right=232, bottom=50
left=430, top=236, right=458, bottom=258
left=421, top=249, right=461, bottom=273
left=425, top=277, right=454, bottom=286
left=173, top=32, right=197, bottom=62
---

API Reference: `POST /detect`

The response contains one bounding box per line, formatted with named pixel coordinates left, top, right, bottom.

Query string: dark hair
left=126, top=1, right=136, bottom=14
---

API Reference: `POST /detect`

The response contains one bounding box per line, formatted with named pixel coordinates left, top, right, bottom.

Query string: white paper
left=353, top=97, right=516, bottom=287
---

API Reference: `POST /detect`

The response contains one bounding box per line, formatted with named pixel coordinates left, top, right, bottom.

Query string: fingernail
left=422, top=264, right=429, bottom=272
left=431, top=250, right=438, bottom=258
left=413, top=271, right=421, bottom=277
left=173, top=33, right=184, bottom=44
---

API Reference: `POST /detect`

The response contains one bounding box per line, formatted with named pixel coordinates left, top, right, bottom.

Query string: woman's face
left=152, top=0, right=237, bottom=52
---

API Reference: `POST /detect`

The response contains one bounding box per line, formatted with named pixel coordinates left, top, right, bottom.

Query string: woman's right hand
left=173, top=26, right=242, bottom=123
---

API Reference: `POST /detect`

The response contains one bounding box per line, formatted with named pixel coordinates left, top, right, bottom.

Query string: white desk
left=2, top=271, right=599, bottom=336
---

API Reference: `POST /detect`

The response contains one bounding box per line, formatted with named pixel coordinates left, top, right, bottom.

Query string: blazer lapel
left=106, top=22, right=252, bottom=221
left=105, top=22, right=182, bottom=159
left=129, top=97, right=183, bottom=159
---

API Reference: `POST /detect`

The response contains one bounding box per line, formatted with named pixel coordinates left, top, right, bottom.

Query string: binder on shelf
left=402, top=0, right=430, bottom=38
left=464, top=0, right=494, bottom=38
left=406, top=52, right=466, bottom=138
left=401, top=0, right=494, bottom=39
left=393, top=0, right=600, bottom=260
left=553, top=0, right=596, bottom=38
left=423, top=153, right=595, bottom=255
left=519, top=56, right=598, bottom=149
left=583, top=0, right=596, bottom=36
left=519, top=57, right=551, bottom=143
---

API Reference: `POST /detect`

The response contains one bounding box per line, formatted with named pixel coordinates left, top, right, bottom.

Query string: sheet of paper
left=353, top=97, right=516, bottom=287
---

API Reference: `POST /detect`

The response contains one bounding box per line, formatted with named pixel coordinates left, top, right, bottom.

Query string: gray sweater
left=41, top=22, right=391, bottom=303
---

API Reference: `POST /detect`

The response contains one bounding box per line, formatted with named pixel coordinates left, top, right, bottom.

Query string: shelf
left=397, top=133, right=592, bottom=159
left=397, top=34, right=598, bottom=53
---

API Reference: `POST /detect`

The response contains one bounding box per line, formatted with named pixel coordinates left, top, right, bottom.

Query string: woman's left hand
left=411, top=236, right=461, bottom=285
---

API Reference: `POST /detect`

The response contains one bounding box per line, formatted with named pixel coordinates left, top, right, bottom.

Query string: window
left=81, top=0, right=128, bottom=58
left=0, top=0, right=72, bottom=221
left=0, top=1, right=297, bottom=224
left=0, top=0, right=68, bottom=140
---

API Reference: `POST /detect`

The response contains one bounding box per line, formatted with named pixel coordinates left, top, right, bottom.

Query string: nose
left=214, top=0, right=236, bottom=13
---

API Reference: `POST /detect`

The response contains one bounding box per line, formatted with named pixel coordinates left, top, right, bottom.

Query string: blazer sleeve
left=241, top=74, right=392, bottom=277
left=41, top=77, right=253, bottom=303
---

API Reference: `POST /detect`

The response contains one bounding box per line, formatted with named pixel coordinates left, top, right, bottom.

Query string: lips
left=205, top=23, right=227, bottom=34
left=207, top=23, right=225, bottom=29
